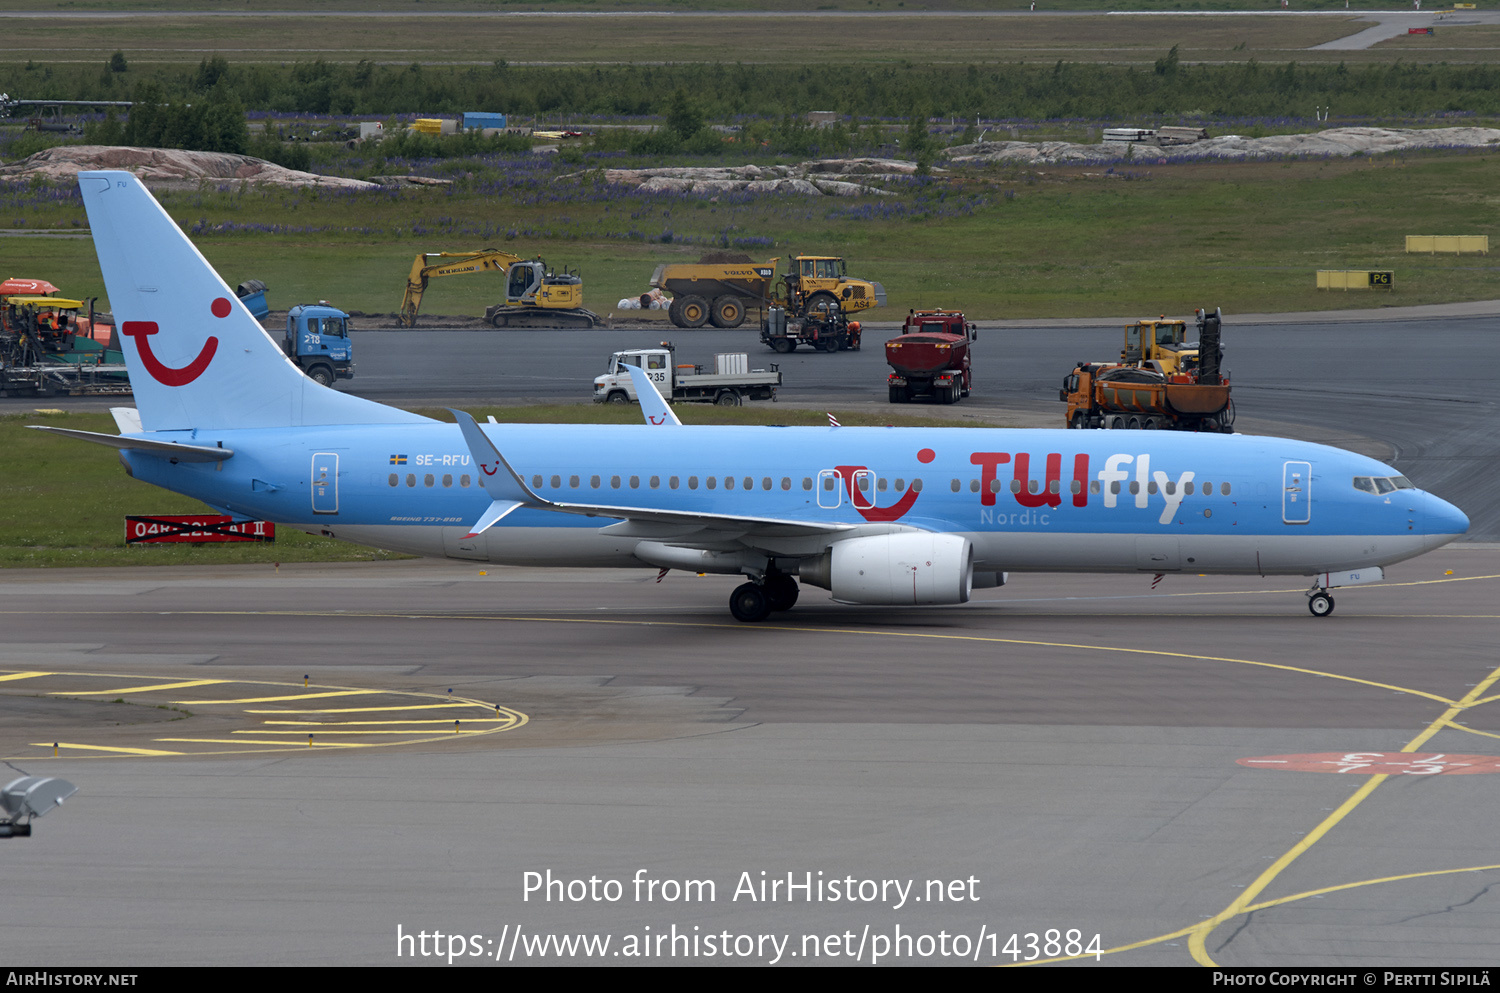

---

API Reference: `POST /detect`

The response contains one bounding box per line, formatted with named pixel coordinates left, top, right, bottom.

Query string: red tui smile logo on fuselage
left=832, top=448, right=935, bottom=523
left=119, top=296, right=232, bottom=387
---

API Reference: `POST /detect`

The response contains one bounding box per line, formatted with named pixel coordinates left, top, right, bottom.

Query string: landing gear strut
left=1307, top=589, right=1335, bottom=618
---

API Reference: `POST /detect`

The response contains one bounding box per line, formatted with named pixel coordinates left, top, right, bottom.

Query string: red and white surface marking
left=1237, top=752, right=1500, bottom=775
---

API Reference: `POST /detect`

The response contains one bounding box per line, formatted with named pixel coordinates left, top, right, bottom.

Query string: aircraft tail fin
left=77, top=171, right=427, bottom=432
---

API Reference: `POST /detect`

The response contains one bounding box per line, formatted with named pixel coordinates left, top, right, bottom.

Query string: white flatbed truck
left=593, top=342, right=780, bottom=406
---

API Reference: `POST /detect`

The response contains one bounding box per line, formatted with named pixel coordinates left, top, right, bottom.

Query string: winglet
left=449, top=409, right=547, bottom=506
left=625, top=364, right=681, bottom=427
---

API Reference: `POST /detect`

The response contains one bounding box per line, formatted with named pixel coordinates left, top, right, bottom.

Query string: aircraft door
left=817, top=469, right=842, bottom=509
left=312, top=453, right=339, bottom=515
left=1282, top=461, right=1311, bottom=524
left=850, top=469, right=876, bottom=511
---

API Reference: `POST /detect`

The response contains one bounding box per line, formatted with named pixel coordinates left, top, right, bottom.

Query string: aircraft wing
left=450, top=409, right=853, bottom=541
left=539, top=499, right=854, bottom=539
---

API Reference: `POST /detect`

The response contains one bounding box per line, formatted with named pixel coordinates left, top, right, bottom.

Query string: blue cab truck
left=283, top=303, right=354, bottom=387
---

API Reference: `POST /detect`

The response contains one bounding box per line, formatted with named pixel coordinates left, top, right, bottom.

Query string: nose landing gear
left=1307, top=588, right=1335, bottom=617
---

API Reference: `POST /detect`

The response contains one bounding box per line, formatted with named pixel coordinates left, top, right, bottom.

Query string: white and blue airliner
left=32, top=172, right=1469, bottom=622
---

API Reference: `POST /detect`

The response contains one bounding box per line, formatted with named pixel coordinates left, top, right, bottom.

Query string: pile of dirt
left=0, top=145, right=379, bottom=189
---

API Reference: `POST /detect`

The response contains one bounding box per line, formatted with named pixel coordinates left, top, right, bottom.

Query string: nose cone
left=1424, top=493, right=1470, bottom=551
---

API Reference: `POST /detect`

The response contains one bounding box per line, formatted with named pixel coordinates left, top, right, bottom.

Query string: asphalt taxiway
left=3, top=546, right=1499, bottom=967
left=3, top=305, right=1497, bottom=967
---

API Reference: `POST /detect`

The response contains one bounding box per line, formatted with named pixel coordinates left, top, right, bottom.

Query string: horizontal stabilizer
left=26, top=425, right=233, bottom=462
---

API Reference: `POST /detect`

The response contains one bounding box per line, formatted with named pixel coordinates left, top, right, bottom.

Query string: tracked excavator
left=399, top=250, right=602, bottom=329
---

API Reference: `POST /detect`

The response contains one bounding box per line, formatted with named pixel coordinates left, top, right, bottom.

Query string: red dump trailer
left=885, top=309, right=977, bottom=404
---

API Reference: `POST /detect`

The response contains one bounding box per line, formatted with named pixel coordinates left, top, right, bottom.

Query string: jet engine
left=800, top=533, right=973, bottom=605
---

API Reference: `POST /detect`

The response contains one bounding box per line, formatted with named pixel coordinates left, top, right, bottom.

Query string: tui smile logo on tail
left=120, top=296, right=230, bottom=387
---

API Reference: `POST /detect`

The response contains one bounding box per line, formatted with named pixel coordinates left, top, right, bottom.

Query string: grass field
left=0, top=12, right=1483, bottom=67
left=0, top=0, right=1470, bottom=14
left=4, top=150, right=1496, bottom=320
left=0, top=13, right=1382, bottom=66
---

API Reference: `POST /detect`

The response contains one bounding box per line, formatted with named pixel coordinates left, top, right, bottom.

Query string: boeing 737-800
left=31, top=171, right=1469, bottom=622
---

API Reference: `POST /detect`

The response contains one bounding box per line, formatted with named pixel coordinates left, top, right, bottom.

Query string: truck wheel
left=667, top=297, right=684, bottom=327
left=818, top=336, right=838, bottom=353
left=307, top=365, right=334, bottom=387
left=1110, top=415, right=1127, bottom=430
left=1069, top=412, right=1086, bottom=429
left=607, top=391, right=631, bottom=405
left=710, top=296, right=746, bottom=329
left=801, top=292, right=839, bottom=317
left=771, top=337, right=794, bottom=354
left=715, top=390, right=741, bottom=407
left=889, top=386, right=907, bottom=404
left=1142, top=417, right=1159, bottom=430
left=678, top=295, right=710, bottom=328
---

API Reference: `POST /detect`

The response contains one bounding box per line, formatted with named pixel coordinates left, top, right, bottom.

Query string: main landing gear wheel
left=1308, top=591, right=1335, bottom=618
left=763, top=575, right=799, bottom=612
left=730, top=582, right=771, bottom=622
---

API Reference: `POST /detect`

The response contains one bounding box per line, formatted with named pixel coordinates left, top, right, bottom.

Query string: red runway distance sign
left=126, top=515, right=276, bottom=544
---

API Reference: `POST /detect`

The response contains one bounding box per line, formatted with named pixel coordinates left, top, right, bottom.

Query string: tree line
left=6, top=55, right=1499, bottom=126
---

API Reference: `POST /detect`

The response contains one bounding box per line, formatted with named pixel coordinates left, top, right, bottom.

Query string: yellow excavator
left=399, top=251, right=602, bottom=328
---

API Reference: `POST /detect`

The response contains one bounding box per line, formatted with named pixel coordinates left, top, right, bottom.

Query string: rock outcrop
left=0, top=146, right=379, bottom=189
left=596, top=159, right=912, bottom=196
left=945, top=126, right=1500, bottom=166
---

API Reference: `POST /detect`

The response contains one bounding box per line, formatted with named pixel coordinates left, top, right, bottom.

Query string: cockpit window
left=1355, top=475, right=1414, bottom=494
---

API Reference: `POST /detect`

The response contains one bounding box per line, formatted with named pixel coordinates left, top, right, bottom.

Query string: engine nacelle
left=801, top=533, right=973, bottom=605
